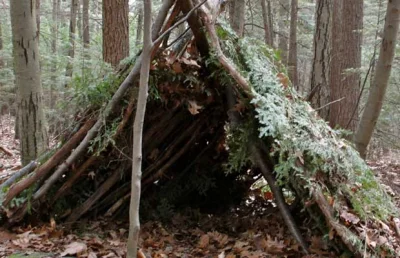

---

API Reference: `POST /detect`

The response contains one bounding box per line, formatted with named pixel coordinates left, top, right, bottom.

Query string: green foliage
left=69, top=65, right=118, bottom=111
left=217, top=22, right=397, bottom=222
left=224, top=120, right=253, bottom=174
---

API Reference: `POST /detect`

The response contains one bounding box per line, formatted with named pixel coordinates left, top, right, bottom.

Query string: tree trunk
left=309, top=0, right=332, bottom=120
left=231, top=0, right=245, bottom=37
left=229, top=1, right=235, bottom=28
left=36, top=0, right=41, bottom=42
left=329, top=0, right=363, bottom=131
left=83, top=0, right=90, bottom=49
left=288, top=0, right=298, bottom=88
left=278, top=0, right=289, bottom=65
left=261, top=0, right=273, bottom=46
left=77, top=0, right=82, bottom=40
left=127, top=0, right=152, bottom=256
left=136, top=2, right=143, bottom=48
left=102, top=0, right=130, bottom=67
left=354, top=0, right=400, bottom=158
left=65, top=0, right=79, bottom=80
left=10, top=0, right=48, bottom=165
left=50, top=0, right=60, bottom=109
left=0, top=19, right=3, bottom=70
left=267, top=1, right=274, bottom=47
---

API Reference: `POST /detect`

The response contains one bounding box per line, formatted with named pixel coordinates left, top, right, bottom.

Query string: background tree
left=82, top=0, right=90, bottom=49
left=354, top=0, right=400, bottom=158
left=288, top=0, right=298, bottom=88
left=309, top=0, right=332, bottom=120
left=329, top=0, right=363, bottom=131
left=261, top=0, right=273, bottom=46
left=10, top=0, right=48, bottom=165
left=231, top=0, right=245, bottom=37
left=278, top=0, right=290, bottom=64
left=102, top=0, right=129, bottom=67
left=36, top=0, right=41, bottom=41
left=65, top=0, right=79, bottom=80
left=136, top=2, right=143, bottom=48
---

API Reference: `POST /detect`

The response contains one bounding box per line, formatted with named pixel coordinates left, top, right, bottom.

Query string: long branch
left=127, top=0, right=152, bottom=256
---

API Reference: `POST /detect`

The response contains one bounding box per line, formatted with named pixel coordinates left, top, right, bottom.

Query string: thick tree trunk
left=102, top=0, right=129, bottom=67
left=278, top=0, right=289, bottom=64
left=231, top=0, right=245, bottom=37
left=288, top=0, right=298, bottom=88
left=354, top=0, right=400, bottom=158
left=329, top=0, right=363, bottom=131
left=261, top=0, right=273, bottom=46
left=83, top=0, right=90, bottom=49
left=309, top=0, right=332, bottom=120
left=329, top=0, right=342, bottom=127
left=127, top=0, right=152, bottom=256
left=65, top=0, right=79, bottom=80
left=10, top=0, right=48, bottom=165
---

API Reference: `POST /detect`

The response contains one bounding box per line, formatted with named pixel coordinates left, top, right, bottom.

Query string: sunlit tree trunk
left=103, top=0, right=129, bottom=67
left=354, top=0, right=400, bottom=158
left=310, top=0, right=332, bottom=120
left=288, top=0, right=298, bottom=88
left=10, top=0, right=48, bottom=165
left=329, top=0, right=363, bottom=131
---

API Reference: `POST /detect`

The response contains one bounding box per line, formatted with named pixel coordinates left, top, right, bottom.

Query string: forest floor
left=1, top=114, right=400, bottom=258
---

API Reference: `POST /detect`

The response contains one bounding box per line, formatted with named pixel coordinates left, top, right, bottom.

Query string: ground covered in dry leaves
left=1, top=115, right=400, bottom=257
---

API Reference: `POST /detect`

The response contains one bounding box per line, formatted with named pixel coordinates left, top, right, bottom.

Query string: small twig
left=165, top=27, right=191, bottom=49
left=0, top=146, right=13, bottom=157
left=315, top=97, right=345, bottom=111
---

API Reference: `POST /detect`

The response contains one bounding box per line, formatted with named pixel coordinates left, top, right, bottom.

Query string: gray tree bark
left=288, top=0, right=298, bottom=88
left=231, top=0, right=245, bottom=37
left=10, top=0, right=48, bottom=165
left=136, top=2, right=144, bottom=48
left=354, top=0, right=400, bottom=158
left=310, top=0, right=332, bottom=120
left=127, top=0, right=152, bottom=257
left=0, top=19, right=3, bottom=70
left=65, top=0, right=79, bottom=80
left=83, top=0, right=90, bottom=49
left=261, top=0, right=273, bottom=46
left=50, top=0, right=60, bottom=109
left=36, top=0, right=41, bottom=42
left=278, top=0, right=289, bottom=64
